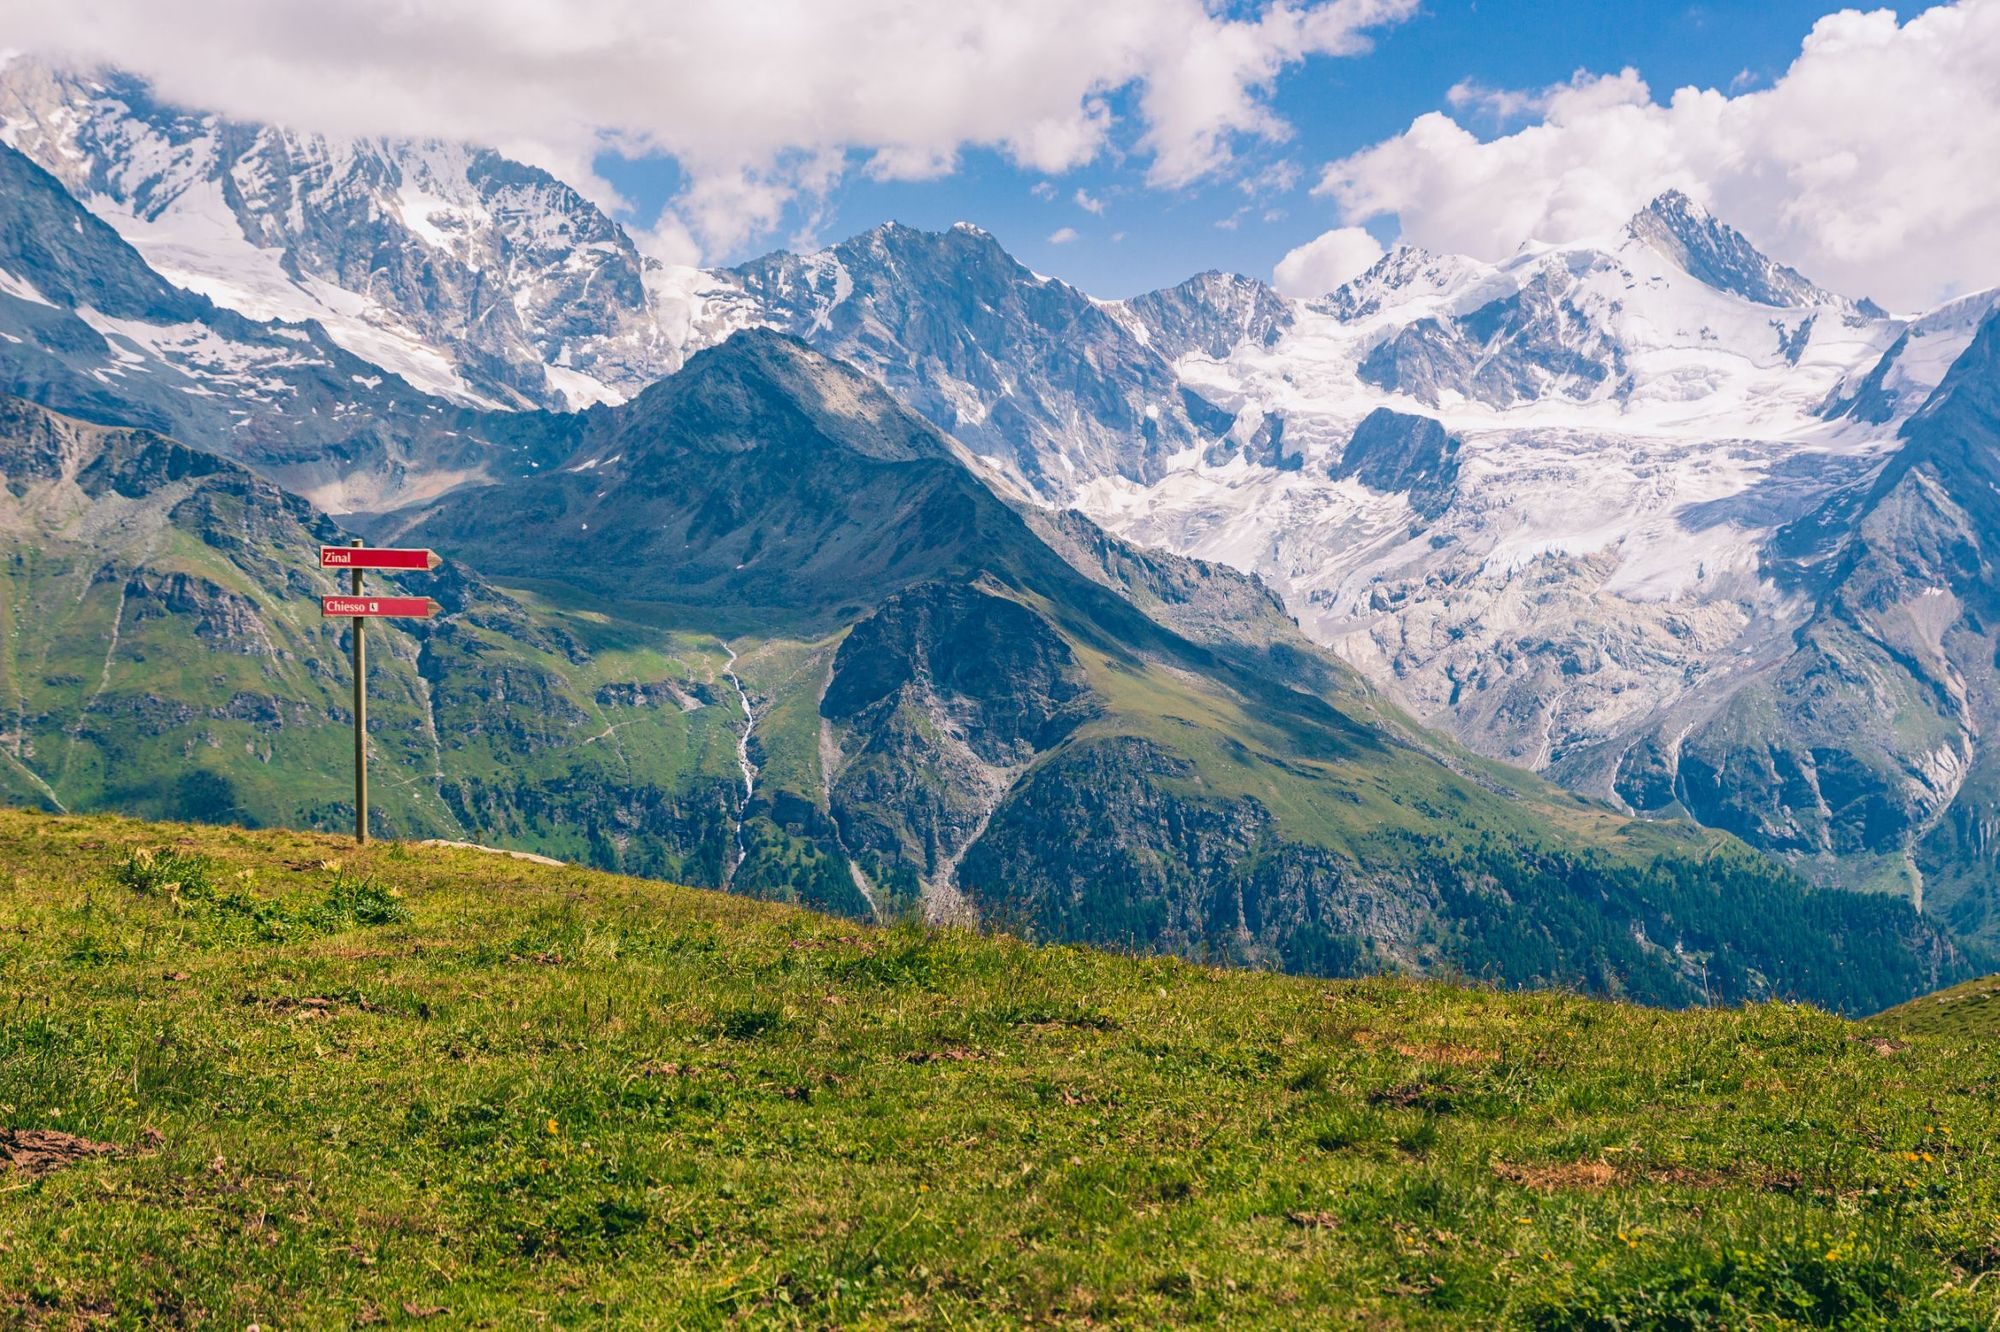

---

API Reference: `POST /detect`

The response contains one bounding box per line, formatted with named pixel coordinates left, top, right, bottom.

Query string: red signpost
left=322, top=596, right=438, bottom=618
left=318, top=539, right=443, bottom=843
left=320, top=545, right=440, bottom=571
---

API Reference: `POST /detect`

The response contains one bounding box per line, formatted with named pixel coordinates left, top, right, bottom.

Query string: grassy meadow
left=0, top=807, right=1996, bottom=1328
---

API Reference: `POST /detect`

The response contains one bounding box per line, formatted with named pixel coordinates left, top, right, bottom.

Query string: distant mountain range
left=2, top=56, right=1998, bottom=1001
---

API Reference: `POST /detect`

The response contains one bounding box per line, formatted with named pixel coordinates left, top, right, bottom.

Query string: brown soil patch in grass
left=1393, top=1042, right=1497, bottom=1066
left=902, top=1047, right=987, bottom=1064
left=1, top=1128, right=119, bottom=1178
left=1493, top=1160, right=1621, bottom=1191
left=1493, top=1160, right=1803, bottom=1193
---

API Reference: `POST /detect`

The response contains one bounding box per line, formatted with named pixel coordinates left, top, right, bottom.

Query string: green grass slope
left=0, top=394, right=755, bottom=885
left=4, top=809, right=1999, bottom=1329
left=1872, top=974, right=2000, bottom=1041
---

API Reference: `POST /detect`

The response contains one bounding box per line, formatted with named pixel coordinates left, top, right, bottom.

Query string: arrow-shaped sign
left=321, top=595, right=438, bottom=618
left=320, top=545, right=440, bottom=571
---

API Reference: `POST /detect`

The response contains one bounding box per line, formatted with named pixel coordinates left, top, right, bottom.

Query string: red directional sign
left=321, top=595, right=438, bottom=619
left=320, top=545, right=439, bottom=571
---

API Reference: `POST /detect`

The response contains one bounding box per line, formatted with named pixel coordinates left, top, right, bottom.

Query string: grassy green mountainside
left=1873, top=973, right=2000, bottom=1041
left=2, top=810, right=1997, bottom=1328
left=0, top=394, right=753, bottom=885
left=0, top=339, right=1980, bottom=1011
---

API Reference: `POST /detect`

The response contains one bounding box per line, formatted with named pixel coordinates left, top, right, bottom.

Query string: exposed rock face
left=822, top=577, right=1097, bottom=911
left=1626, top=190, right=1875, bottom=314
left=122, top=570, right=276, bottom=656
left=1332, top=408, right=1461, bottom=518
left=1120, top=271, right=1293, bottom=361
left=726, top=222, right=1201, bottom=498
left=0, top=59, right=674, bottom=410
left=1354, top=260, right=1629, bottom=408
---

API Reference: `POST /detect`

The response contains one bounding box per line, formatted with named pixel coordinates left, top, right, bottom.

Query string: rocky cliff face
left=1611, top=309, right=2000, bottom=932
left=821, top=576, right=1098, bottom=914
left=1119, top=270, right=1293, bottom=361
left=1626, top=190, right=1878, bottom=315
left=723, top=223, right=1202, bottom=498
left=0, top=140, right=581, bottom=511
left=1332, top=408, right=1461, bottom=518
left=0, top=59, right=676, bottom=410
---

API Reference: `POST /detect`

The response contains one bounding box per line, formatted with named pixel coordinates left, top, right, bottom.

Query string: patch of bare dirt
left=239, top=992, right=376, bottom=1017
left=1493, top=1160, right=1802, bottom=1193
left=1285, top=1210, right=1340, bottom=1229
left=1, top=1127, right=119, bottom=1178
left=1368, top=1079, right=1458, bottom=1112
left=1393, top=1042, right=1497, bottom=1066
left=902, top=1047, right=987, bottom=1064
left=1493, top=1160, right=1621, bottom=1192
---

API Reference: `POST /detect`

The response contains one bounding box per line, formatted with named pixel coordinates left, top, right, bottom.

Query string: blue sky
left=594, top=1, right=1912, bottom=298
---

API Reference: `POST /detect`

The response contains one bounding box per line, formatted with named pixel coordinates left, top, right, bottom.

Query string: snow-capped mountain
left=718, top=222, right=1205, bottom=496
left=1078, top=193, right=2000, bottom=907
left=10, top=55, right=2000, bottom=914
left=0, top=60, right=1221, bottom=497
left=0, top=140, right=573, bottom=510
left=0, top=57, right=685, bottom=411
left=1118, top=269, right=1294, bottom=361
left=1625, top=190, right=1882, bottom=316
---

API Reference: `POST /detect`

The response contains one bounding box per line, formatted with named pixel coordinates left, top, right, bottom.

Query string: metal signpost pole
left=350, top=537, right=368, bottom=843
left=319, top=542, right=440, bottom=845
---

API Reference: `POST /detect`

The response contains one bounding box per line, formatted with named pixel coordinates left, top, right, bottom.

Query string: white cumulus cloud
left=0, top=0, right=1414, bottom=262
left=1048, top=227, right=1081, bottom=245
left=1317, top=1, right=2000, bottom=310
left=1272, top=226, right=1384, bottom=296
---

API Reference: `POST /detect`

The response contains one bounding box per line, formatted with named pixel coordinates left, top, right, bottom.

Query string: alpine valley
left=1, top=59, right=1995, bottom=1009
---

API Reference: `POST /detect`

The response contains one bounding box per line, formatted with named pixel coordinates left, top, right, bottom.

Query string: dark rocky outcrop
left=1332, top=408, right=1461, bottom=517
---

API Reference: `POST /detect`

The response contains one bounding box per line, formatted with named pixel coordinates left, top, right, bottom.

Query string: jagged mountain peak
left=837, top=218, right=1012, bottom=261
left=725, top=221, right=1197, bottom=498
left=605, top=327, right=953, bottom=466
left=0, top=58, right=670, bottom=411
left=1314, top=245, right=1495, bottom=323
left=1119, top=269, right=1293, bottom=360
left=1624, top=188, right=1874, bottom=313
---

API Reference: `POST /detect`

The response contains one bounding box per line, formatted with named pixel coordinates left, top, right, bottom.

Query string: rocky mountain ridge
left=0, top=58, right=679, bottom=411
left=10, top=57, right=2000, bottom=933
left=0, top=138, right=580, bottom=512
left=394, top=328, right=1968, bottom=1006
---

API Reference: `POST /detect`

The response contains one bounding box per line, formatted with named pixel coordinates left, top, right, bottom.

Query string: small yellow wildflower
left=546, top=1118, right=560, bottom=1135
